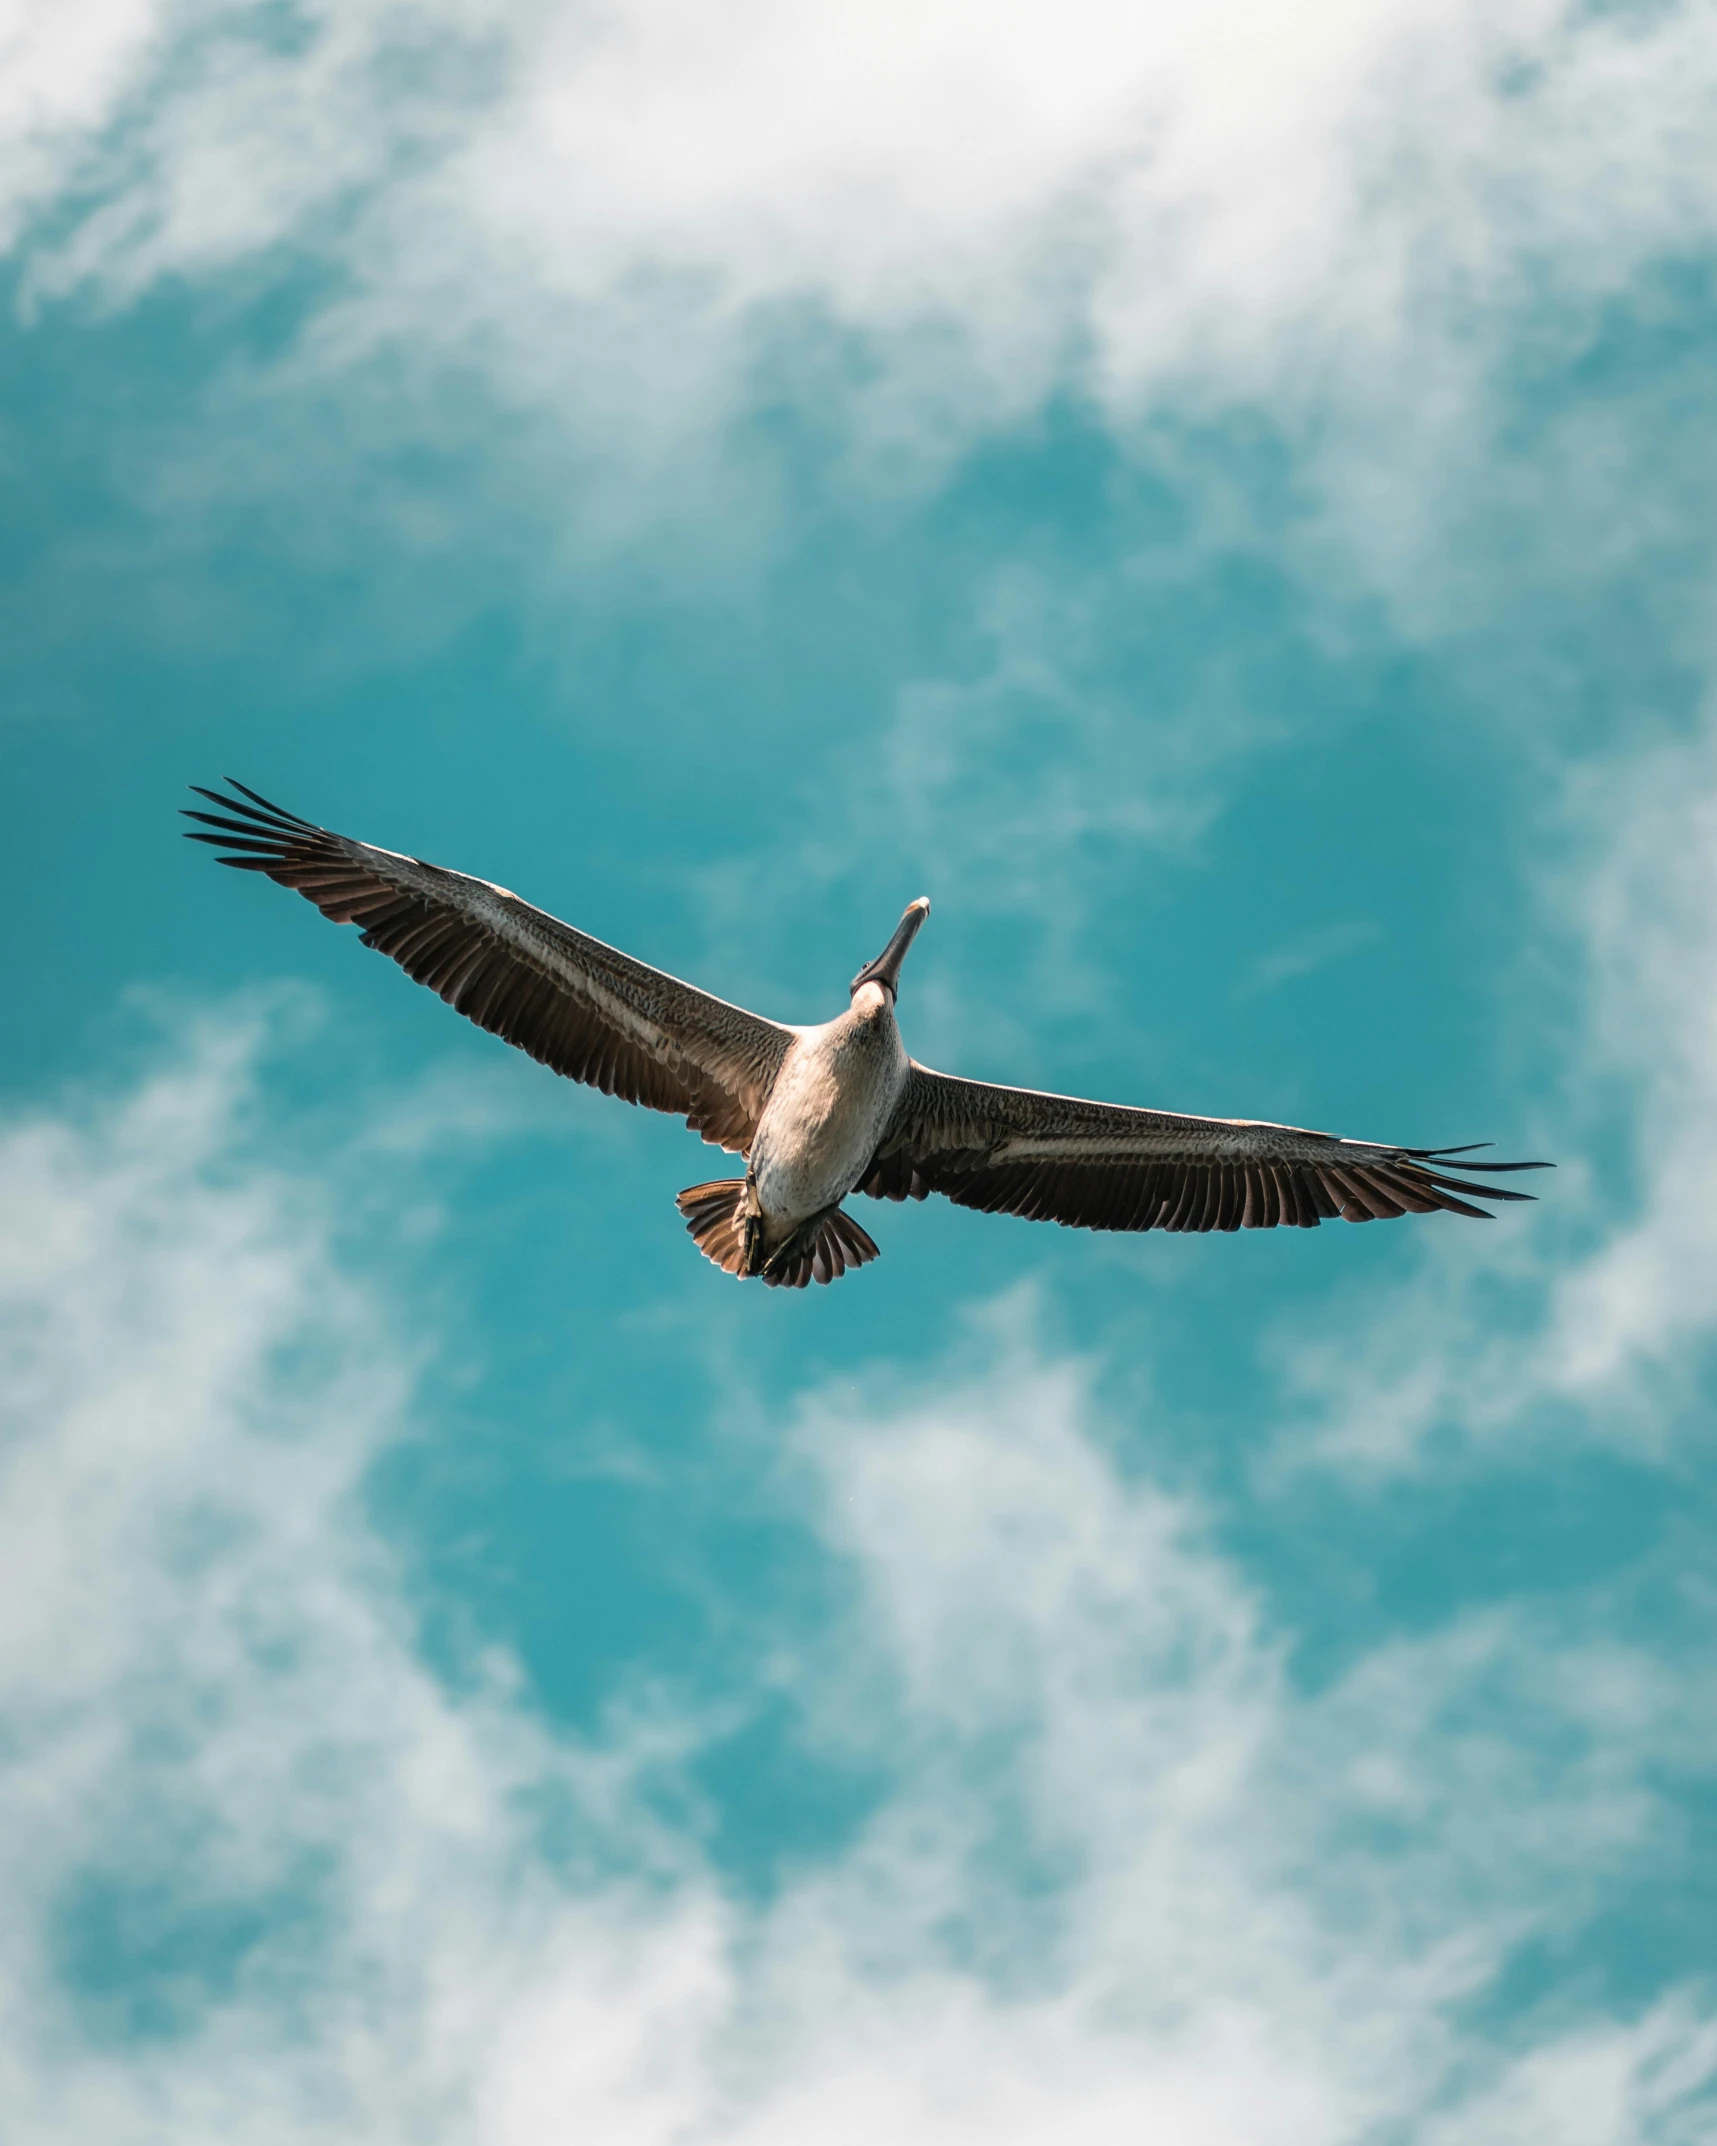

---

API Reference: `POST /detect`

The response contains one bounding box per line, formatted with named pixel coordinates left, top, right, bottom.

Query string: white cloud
left=1423, top=2003, right=1717, bottom=2146
left=1240, top=920, right=1383, bottom=996
left=683, top=560, right=1274, bottom=1064
left=0, top=1006, right=722, bottom=2140
left=1276, top=719, right=1717, bottom=1474
left=0, top=0, right=159, bottom=253
left=1537, top=733, right=1717, bottom=1400
left=6, top=0, right=1715, bottom=574
left=4, top=1029, right=1716, bottom=2141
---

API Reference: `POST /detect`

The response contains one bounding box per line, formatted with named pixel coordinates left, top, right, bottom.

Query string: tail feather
left=675, top=1182, right=880, bottom=1287
left=763, top=1205, right=880, bottom=1289
left=677, top=1179, right=754, bottom=1276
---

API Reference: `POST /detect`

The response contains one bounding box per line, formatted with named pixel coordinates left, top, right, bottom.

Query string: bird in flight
left=185, top=781, right=1548, bottom=1288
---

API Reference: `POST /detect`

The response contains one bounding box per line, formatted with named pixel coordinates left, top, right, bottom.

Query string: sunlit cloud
left=3, top=1022, right=1715, bottom=2140
left=7, top=0, right=1714, bottom=577
left=1240, top=920, right=1383, bottom=997
left=1274, top=719, right=1717, bottom=1476
left=8, top=5, right=1717, bottom=2132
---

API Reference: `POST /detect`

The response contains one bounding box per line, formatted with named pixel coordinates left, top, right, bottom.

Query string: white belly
left=750, top=996, right=908, bottom=1239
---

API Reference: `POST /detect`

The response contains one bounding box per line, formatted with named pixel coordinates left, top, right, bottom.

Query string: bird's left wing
left=185, top=781, right=792, bottom=1153
left=859, top=1064, right=1548, bottom=1230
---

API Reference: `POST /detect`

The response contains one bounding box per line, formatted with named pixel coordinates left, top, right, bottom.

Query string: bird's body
left=184, top=782, right=1548, bottom=1286
left=750, top=982, right=910, bottom=1249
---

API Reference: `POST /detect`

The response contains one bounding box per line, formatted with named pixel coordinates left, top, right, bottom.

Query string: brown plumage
left=185, top=781, right=788, bottom=1155
left=857, top=1066, right=1544, bottom=1233
left=185, top=781, right=1549, bottom=1282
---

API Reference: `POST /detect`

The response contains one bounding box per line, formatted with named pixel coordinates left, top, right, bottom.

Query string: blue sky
left=4, top=1, right=1717, bottom=2137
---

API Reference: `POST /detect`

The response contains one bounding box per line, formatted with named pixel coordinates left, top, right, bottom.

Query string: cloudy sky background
left=4, top=0, right=1717, bottom=2136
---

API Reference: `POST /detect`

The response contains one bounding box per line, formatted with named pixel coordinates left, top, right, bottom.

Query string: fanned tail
left=675, top=1184, right=880, bottom=1287
left=762, top=1206, right=880, bottom=1289
left=677, top=1180, right=756, bottom=1276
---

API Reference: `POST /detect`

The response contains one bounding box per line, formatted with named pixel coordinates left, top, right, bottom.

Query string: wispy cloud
left=6, top=0, right=1715, bottom=578
left=1274, top=720, right=1717, bottom=1476
left=682, top=558, right=1288, bottom=1065
left=4, top=1021, right=1715, bottom=2139
left=8, top=11, right=1717, bottom=2119
left=1240, top=919, right=1383, bottom=997
left=0, top=1006, right=721, bottom=2137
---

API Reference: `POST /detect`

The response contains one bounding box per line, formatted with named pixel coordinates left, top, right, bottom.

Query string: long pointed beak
left=851, top=897, right=930, bottom=999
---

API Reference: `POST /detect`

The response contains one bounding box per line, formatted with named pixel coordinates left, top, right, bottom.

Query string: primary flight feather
left=185, top=781, right=1548, bottom=1287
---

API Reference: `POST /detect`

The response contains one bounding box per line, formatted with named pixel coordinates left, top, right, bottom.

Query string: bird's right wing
left=185, top=781, right=793, bottom=1154
left=860, top=1063, right=1548, bottom=1230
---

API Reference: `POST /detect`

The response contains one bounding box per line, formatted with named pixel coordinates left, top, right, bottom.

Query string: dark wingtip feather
left=186, top=779, right=314, bottom=833
left=186, top=780, right=326, bottom=877
left=185, top=780, right=319, bottom=870
left=1409, top=1143, right=1554, bottom=1175
left=1421, top=1172, right=1538, bottom=1204
left=222, top=777, right=314, bottom=828
left=182, top=811, right=281, bottom=838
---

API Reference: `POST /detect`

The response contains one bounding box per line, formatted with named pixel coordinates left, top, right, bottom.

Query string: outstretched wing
left=185, top=781, right=792, bottom=1154
left=860, top=1064, right=1549, bottom=1230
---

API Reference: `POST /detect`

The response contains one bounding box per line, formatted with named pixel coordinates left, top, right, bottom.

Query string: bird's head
left=850, top=897, right=931, bottom=1006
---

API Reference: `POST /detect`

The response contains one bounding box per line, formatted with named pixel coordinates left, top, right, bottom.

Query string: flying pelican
left=185, top=781, right=1548, bottom=1287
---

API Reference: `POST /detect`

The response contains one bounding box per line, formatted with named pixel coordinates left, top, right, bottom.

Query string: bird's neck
left=848, top=980, right=894, bottom=1024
